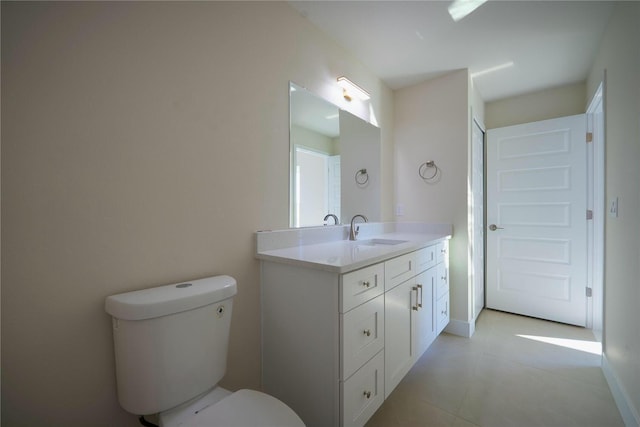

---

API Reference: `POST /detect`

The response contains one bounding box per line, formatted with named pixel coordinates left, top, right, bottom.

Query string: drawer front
left=436, top=293, right=450, bottom=335
left=341, top=350, right=384, bottom=427
left=436, top=263, right=449, bottom=299
left=385, top=252, right=416, bottom=290
left=341, top=263, right=384, bottom=313
left=436, top=240, right=448, bottom=265
left=342, top=295, right=385, bottom=380
left=415, top=245, right=436, bottom=273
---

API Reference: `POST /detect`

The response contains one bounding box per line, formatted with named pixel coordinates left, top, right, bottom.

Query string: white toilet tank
left=105, top=275, right=237, bottom=416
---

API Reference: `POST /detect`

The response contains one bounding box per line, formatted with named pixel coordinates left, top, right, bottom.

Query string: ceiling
left=288, top=1, right=616, bottom=102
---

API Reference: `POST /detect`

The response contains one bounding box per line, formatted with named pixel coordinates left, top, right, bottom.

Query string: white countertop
left=256, top=228, right=451, bottom=273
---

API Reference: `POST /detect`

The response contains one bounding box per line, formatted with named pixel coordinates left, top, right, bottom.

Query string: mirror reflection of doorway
left=292, top=146, right=340, bottom=227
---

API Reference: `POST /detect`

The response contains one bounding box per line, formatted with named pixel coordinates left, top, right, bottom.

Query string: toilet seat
left=181, top=389, right=305, bottom=427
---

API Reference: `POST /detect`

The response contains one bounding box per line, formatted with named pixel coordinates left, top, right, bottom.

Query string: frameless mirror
left=289, top=82, right=381, bottom=227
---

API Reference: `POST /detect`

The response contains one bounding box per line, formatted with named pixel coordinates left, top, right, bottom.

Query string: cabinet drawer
left=436, top=294, right=450, bottom=335
left=436, top=240, right=448, bottom=265
left=436, top=263, right=449, bottom=299
left=385, top=252, right=416, bottom=290
left=415, top=245, right=436, bottom=273
left=341, top=294, right=385, bottom=380
left=341, top=263, right=384, bottom=313
left=341, top=350, right=384, bottom=427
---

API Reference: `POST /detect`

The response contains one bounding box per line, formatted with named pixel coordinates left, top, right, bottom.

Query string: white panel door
left=486, top=115, right=587, bottom=326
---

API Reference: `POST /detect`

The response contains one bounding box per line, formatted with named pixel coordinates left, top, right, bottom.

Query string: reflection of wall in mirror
left=340, top=110, right=381, bottom=223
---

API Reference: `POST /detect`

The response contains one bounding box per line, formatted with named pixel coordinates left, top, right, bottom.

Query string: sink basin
left=356, top=238, right=408, bottom=247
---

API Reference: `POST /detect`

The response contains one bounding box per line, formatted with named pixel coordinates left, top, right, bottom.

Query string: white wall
left=0, top=2, right=394, bottom=426
left=395, top=70, right=480, bottom=334
left=587, top=3, right=640, bottom=423
left=485, top=82, right=586, bottom=129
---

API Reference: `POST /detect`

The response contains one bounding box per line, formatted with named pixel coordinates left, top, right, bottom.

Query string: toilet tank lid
left=105, top=275, right=237, bottom=321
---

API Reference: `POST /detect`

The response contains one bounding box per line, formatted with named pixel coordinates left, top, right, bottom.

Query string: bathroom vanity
left=256, top=223, right=451, bottom=427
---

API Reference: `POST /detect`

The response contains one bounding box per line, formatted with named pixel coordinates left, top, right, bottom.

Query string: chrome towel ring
left=355, top=168, right=369, bottom=185
left=418, top=161, right=440, bottom=182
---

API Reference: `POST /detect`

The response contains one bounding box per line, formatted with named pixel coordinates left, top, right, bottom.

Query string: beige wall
left=394, top=70, right=477, bottom=332
left=587, top=2, right=640, bottom=422
left=485, top=82, right=586, bottom=129
left=0, top=2, right=394, bottom=426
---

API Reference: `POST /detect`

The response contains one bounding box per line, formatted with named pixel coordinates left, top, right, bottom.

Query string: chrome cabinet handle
left=417, top=284, right=423, bottom=308
left=412, top=286, right=419, bottom=311
left=363, top=329, right=371, bottom=337
left=362, top=280, right=370, bottom=288
left=363, top=391, right=371, bottom=399
left=489, top=224, right=504, bottom=231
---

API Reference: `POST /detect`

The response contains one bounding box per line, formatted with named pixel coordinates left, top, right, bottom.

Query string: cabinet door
left=436, top=262, right=449, bottom=299
left=385, top=252, right=415, bottom=291
left=342, top=294, right=385, bottom=380
left=436, top=240, right=448, bottom=265
left=384, top=278, right=415, bottom=398
left=341, top=263, right=384, bottom=313
left=415, top=245, right=436, bottom=273
left=414, top=269, right=436, bottom=360
left=341, top=350, right=384, bottom=427
left=436, top=293, right=450, bottom=335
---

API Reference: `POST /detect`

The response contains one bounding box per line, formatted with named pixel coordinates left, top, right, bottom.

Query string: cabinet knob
left=362, top=280, right=371, bottom=288
left=363, top=329, right=371, bottom=337
left=363, top=391, right=371, bottom=399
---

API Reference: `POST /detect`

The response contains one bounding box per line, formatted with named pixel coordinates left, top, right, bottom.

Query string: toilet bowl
left=105, top=275, right=305, bottom=427
left=160, top=387, right=304, bottom=427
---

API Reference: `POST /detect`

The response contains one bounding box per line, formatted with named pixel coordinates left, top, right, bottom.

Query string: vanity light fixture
left=337, top=76, right=370, bottom=102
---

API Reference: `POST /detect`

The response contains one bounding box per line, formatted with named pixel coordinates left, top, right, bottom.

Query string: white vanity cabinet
left=260, top=236, right=450, bottom=427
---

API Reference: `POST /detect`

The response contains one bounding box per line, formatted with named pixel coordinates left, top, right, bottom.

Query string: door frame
left=471, top=114, right=486, bottom=324
left=586, top=81, right=605, bottom=338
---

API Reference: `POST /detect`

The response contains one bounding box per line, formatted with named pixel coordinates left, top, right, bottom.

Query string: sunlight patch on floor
left=517, top=334, right=602, bottom=355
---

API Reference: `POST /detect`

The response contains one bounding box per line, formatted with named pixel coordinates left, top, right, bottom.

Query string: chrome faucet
left=349, top=214, right=368, bottom=240
left=323, top=213, right=339, bottom=225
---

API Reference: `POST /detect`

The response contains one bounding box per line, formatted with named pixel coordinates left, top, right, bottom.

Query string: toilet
left=105, top=275, right=304, bottom=427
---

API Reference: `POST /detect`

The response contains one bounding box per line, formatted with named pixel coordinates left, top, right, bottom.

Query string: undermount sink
left=356, top=238, right=408, bottom=247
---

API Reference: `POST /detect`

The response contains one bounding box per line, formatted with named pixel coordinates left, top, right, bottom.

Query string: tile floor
left=366, top=309, right=624, bottom=427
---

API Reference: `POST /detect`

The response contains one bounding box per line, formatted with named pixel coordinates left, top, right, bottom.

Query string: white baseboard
left=444, top=318, right=474, bottom=338
left=602, top=354, right=640, bottom=426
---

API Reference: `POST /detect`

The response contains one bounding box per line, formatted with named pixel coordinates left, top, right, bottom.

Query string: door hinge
left=586, top=132, right=593, bottom=143
left=586, top=287, right=593, bottom=297
left=587, top=209, right=593, bottom=220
